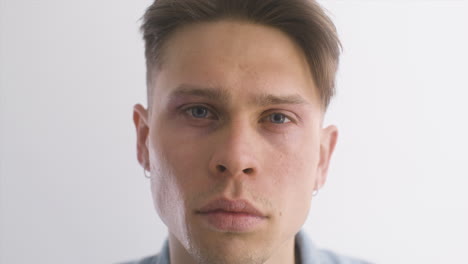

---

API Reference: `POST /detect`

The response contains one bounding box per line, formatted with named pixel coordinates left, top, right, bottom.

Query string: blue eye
left=269, top=113, right=291, bottom=124
left=187, top=106, right=210, bottom=119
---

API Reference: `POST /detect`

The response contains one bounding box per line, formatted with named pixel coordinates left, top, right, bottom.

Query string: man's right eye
left=184, top=106, right=215, bottom=119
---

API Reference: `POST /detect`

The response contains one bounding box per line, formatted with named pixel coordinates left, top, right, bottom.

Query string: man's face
left=134, top=21, right=338, bottom=264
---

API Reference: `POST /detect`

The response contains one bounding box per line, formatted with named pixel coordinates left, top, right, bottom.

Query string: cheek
left=147, top=130, right=189, bottom=227
left=265, top=127, right=319, bottom=187
left=148, top=135, right=206, bottom=252
left=148, top=125, right=209, bottom=212
left=272, top=149, right=317, bottom=200
left=272, top=150, right=318, bottom=233
left=259, top=129, right=320, bottom=218
left=148, top=145, right=183, bottom=225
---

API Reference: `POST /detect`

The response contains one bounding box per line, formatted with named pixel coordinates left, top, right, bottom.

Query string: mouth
left=195, top=198, right=268, bottom=232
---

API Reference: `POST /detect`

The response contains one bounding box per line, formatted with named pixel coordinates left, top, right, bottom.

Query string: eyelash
left=181, top=105, right=294, bottom=124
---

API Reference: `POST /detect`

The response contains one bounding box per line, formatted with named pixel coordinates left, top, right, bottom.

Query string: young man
left=127, top=0, right=370, bottom=263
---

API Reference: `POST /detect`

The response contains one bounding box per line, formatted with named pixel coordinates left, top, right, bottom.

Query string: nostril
left=243, top=168, right=253, bottom=174
left=217, top=165, right=227, bottom=172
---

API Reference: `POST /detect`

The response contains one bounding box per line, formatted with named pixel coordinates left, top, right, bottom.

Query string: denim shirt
left=120, top=230, right=372, bottom=264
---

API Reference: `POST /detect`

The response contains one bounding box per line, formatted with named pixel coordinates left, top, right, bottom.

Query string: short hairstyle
left=141, top=0, right=342, bottom=110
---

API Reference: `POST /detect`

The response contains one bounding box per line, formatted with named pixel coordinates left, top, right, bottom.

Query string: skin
left=133, top=20, right=338, bottom=264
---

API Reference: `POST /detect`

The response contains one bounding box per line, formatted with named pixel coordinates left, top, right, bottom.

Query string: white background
left=1, top=0, right=467, bottom=263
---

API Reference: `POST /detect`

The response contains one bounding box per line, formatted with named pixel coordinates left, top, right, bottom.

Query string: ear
left=315, top=125, right=339, bottom=190
left=133, top=104, right=150, bottom=170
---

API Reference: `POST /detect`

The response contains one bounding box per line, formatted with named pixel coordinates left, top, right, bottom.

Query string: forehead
left=152, top=20, right=320, bottom=108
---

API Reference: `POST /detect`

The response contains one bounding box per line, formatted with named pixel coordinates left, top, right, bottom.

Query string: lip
left=196, top=198, right=267, bottom=232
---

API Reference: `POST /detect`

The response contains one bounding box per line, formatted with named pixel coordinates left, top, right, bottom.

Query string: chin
left=188, top=230, right=274, bottom=264
left=193, top=245, right=269, bottom=264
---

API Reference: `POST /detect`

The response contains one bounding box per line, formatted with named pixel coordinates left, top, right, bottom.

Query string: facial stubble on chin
left=191, top=242, right=269, bottom=264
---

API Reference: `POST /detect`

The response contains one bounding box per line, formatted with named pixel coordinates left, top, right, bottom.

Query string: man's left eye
left=268, top=113, right=291, bottom=124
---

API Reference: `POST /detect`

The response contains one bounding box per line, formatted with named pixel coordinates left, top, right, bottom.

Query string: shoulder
left=296, top=231, right=373, bottom=264
left=118, top=240, right=169, bottom=264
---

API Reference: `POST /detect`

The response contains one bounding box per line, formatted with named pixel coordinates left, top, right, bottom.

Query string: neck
left=263, top=236, right=297, bottom=264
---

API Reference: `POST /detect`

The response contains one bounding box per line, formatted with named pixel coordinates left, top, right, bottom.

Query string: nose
left=208, top=122, right=260, bottom=179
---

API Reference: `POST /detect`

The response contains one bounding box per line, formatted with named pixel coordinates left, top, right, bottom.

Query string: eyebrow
left=169, top=85, right=230, bottom=103
left=169, top=84, right=310, bottom=107
left=252, top=93, right=309, bottom=107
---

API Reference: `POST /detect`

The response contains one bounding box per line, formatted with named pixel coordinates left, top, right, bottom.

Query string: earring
left=143, top=167, right=151, bottom=179
left=312, top=189, right=319, bottom=197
